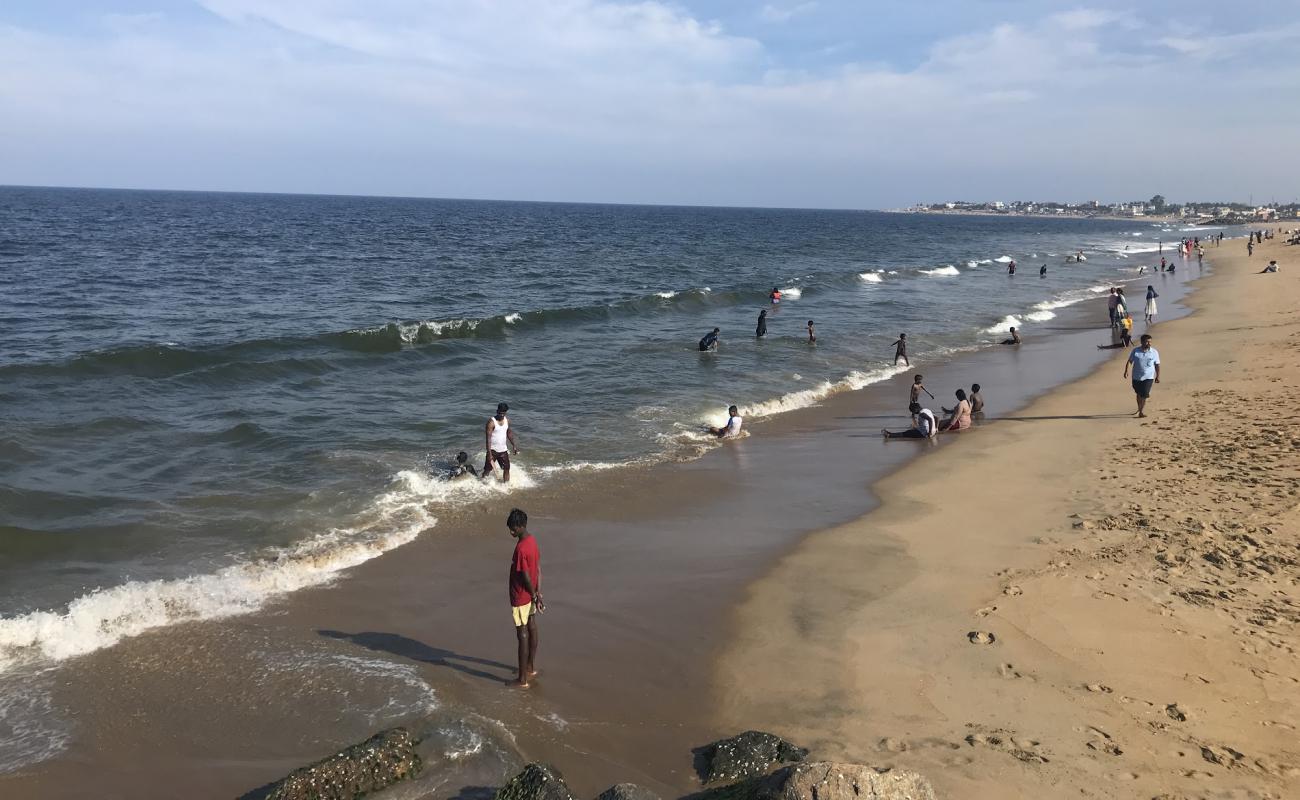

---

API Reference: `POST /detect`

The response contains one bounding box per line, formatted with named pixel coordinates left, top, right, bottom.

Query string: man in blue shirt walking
left=1123, top=334, right=1161, bottom=418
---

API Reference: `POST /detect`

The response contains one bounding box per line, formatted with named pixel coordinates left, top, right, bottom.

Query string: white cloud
left=760, top=3, right=817, bottom=23
left=0, top=3, right=1296, bottom=206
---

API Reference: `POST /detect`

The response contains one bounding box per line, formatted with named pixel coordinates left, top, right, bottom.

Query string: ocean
left=0, top=186, right=1229, bottom=779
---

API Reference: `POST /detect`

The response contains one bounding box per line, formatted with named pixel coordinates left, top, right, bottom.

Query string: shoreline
left=713, top=233, right=1299, bottom=798
left=0, top=241, right=1221, bottom=797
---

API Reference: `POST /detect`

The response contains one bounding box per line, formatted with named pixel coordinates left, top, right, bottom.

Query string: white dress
left=1145, top=295, right=1158, bottom=317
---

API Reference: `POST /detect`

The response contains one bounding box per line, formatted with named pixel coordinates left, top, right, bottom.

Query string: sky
left=1, top=1, right=1297, bottom=209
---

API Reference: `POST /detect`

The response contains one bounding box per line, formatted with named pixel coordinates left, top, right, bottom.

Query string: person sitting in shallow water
left=882, top=402, right=937, bottom=439
left=944, top=383, right=983, bottom=415
left=940, top=389, right=972, bottom=432
left=1001, top=327, right=1021, bottom=345
left=708, top=405, right=743, bottom=439
left=444, top=451, right=480, bottom=480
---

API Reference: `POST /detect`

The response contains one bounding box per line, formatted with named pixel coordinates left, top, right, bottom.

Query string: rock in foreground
left=698, top=762, right=935, bottom=800
left=495, top=763, right=576, bottom=800
left=696, top=731, right=810, bottom=783
left=262, top=727, right=422, bottom=800
left=595, top=783, right=662, bottom=800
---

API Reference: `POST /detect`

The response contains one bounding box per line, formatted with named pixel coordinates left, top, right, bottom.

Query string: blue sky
left=1, top=1, right=1296, bottom=208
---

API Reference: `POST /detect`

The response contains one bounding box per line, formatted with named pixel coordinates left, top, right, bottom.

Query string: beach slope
left=714, top=237, right=1300, bottom=799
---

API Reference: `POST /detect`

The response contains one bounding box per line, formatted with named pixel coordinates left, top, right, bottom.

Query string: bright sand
left=714, top=234, right=1300, bottom=798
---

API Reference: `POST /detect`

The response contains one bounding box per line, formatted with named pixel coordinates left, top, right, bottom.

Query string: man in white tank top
left=484, top=402, right=520, bottom=482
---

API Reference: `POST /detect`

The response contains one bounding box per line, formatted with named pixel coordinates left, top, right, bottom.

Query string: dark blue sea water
left=0, top=186, right=1229, bottom=694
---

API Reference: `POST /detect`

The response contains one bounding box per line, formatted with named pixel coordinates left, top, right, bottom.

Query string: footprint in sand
left=964, top=730, right=1049, bottom=764
left=1165, top=703, right=1188, bottom=722
left=1085, top=683, right=1113, bottom=694
left=968, top=631, right=996, bottom=645
left=975, top=605, right=998, bottom=617
left=1003, top=585, right=1023, bottom=596
left=999, top=663, right=1022, bottom=679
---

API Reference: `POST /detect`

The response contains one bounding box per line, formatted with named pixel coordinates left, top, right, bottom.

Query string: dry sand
left=714, top=235, right=1300, bottom=799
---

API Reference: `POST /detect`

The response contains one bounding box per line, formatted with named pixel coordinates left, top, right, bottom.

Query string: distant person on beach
left=882, top=402, right=938, bottom=439
left=1259, top=260, right=1280, bottom=274
left=1123, top=334, right=1161, bottom=418
left=891, top=333, right=910, bottom=366
left=755, top=309, right=768, bottom=338
left=909, top=374, right=934, bottom=407
left=1160, top=257, right=1167, bottom=272
left=1001, top=327, right=1020, bottom=345
left=770, top=287, right=782, bottom=305
left=943, top=384, right=983, bottom=415
left=1007, top=260, right=1016, bottom=275
left=444, top=451, right=480, bottom=480
left=483, top=403, right=520, bottom=482
left=940, top=389, right=972, bottom=432
left=1107, top=288, right=1120, bottom=327
left=1167, top=262, right=1176, bottom=274
left=1144, top=286, right=1159, bottom=323
left=807, top=320, right=816, bottom=343
left=709, top=405, right=743, bottom=439
left=1039, top=264, right=1047, bottom=278
left=699, top=327, right=720, bottom=351
left=1248, top=241, right=1254, bottom=257
left=506, top=508, right=542, bottom=688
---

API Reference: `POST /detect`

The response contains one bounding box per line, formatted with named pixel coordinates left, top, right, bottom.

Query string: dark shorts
left=488, top=450, right=510, bottom=469
left=1132, top=379, right=1154, bottom=399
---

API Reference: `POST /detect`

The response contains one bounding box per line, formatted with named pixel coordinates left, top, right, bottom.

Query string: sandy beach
left=715, top=234, right=1300, bottom=798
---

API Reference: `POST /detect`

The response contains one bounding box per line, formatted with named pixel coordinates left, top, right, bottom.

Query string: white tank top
left=489, top=416, right=509, bottom=451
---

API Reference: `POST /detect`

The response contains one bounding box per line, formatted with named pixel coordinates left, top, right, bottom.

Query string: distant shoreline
left=892, top=207, right=1198, bottom=224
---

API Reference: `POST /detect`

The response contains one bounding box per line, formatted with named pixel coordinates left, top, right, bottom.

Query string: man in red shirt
left=507, top=508, right=543, bottom=687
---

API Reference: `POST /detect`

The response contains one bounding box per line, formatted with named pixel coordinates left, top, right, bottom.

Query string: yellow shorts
left=511, top=603, right=533, bottom=627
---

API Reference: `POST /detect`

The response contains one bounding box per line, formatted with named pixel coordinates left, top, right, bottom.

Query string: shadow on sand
left=319, top=629, right=514, bottom=683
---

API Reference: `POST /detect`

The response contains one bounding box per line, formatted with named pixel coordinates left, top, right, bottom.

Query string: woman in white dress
left=1144, top=285, right=1159, bottom=323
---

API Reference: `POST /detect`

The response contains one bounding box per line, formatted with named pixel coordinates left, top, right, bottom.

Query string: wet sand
left=3, top=261, right=1208, bottom=798
left=715, top=234, right=1300, bottom=798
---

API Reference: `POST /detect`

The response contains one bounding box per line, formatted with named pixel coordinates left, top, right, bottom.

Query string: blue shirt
left=1128, top=346, right=1160, bottom=381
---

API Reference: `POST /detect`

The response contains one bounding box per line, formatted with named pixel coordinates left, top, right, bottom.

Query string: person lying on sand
left=883, top=402, right=937, bottom=439
left=709, top=405, right=743, bottom=439
left=1259, top=260, right=1280, bottom=273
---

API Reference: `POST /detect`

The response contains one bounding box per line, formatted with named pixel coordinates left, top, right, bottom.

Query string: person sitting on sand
left=909, top=374, right=935, bottom=408
left=699, top=327, right=720, bottom=351
left=940, top=389, right=972, bottom=432
left=807, top=320, right=816, bottom=343
left=1259, top=260, right=1279, bottom=274
left=883, top=402, right=938, bottom=439
left=945, top=384, right=984, bottom=416
left=445, top=451, right=480, bottom=480
left=1001, top=327, right=1021, bottom=345
left=709, top=405, right=743, bottom=439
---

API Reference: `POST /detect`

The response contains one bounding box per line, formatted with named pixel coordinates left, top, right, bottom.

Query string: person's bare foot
left=528, top=669, right=538, bottom=678
left=1138, top=413, right=1147, bottom=418
left=511, top=677, right=530, bottom=688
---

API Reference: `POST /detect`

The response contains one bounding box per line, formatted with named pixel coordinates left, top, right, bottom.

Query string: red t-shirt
left=509, top=534, right=540, bottom=608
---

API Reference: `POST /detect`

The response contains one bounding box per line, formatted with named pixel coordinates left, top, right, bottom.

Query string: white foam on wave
left=920, top=266, right=960, bottom=276
left=984, top=315, right=1021, bottom=334
left=654, top=291, right=677, bottom=299
left=780, top=287, right=802, bottom=299
left=0, top=480, right=438, bottom=673
left=994, top=255, right=1014, bottom=263
left=977, top=259, right=993, bottom=265
left=858, top=272, right=883, bottom=283
left=0, top=669, right=69, bottom=773
left=965, top=260, right=979, bottom=268
left=1026, top=310, right=1056, bottom=322
left=503, top=313, right=522, bottom=324
left=730, top=363, right=912, bottom=422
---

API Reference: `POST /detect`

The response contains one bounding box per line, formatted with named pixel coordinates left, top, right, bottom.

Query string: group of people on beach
left=881, top=376, right=984, bottom=438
